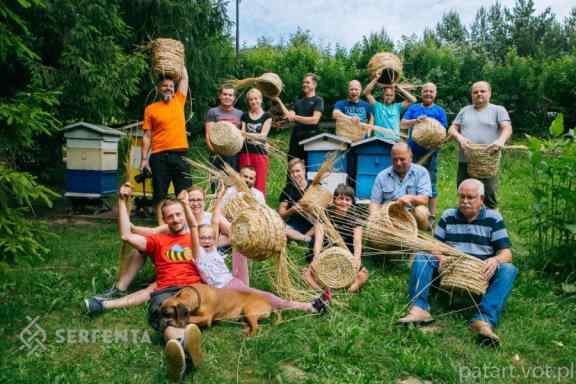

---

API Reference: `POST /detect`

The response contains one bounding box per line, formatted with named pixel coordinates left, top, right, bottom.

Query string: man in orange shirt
left=141, top=66, right=191, bottom=205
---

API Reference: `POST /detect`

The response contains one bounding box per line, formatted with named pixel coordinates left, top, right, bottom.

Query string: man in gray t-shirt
left=448, top=81, right=513, bottom=208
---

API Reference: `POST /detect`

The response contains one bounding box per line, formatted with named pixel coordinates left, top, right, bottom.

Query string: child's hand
left=119, top=182, right=133, bottom=200
left=177, top=190, right=189, bottom=204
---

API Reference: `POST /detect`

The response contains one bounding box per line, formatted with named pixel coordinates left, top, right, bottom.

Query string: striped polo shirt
left=434, top=207, right=511, bottom=260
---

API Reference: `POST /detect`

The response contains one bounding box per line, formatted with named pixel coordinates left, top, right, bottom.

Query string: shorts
left=147, top=286, right=184, bottom=332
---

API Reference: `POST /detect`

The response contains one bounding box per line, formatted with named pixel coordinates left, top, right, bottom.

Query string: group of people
left=84, top=66, right=518, bottom=381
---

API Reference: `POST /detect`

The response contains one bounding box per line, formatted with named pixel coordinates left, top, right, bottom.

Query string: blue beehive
left=61, top=122, right=124, bottom=198
left=299, top=133, right=351, bottom=193
left=351, top=137, right=394, bottom=201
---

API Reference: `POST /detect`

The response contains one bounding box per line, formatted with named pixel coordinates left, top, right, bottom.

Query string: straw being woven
left=222, top=193, right=251, bottom=222
left=209, top=121, right=244, bottom=156
left=299, top=185, right=333, bottom=211
left=412, top=118, right=446, bottom=149
left=230, top=203, right=286, bottom=261
left=311, top=247, right=360, bottom=289
left=365, top=202, right=418, bottom=248
left=150, top=38, right=185, bottom=80
left=440, top=255, right=488, bottom=296
left=463, top=144, right=502, bottom=178
left=231, top=72, right=284, bottom=98
left=335, top=117, right=366, bottom=142
left=367, top=52, right=403, bottom=84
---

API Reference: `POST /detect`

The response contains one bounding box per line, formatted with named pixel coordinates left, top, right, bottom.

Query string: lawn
left=1, top=131, right=575, bottom=384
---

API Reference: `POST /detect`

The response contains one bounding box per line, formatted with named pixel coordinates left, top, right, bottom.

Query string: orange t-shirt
left=143, top=91, right=188, bottom=154
left=145, top=232, right=202, bottom=290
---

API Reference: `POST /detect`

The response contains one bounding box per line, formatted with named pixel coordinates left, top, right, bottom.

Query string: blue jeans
left=408, top=253, right=518, bottom=327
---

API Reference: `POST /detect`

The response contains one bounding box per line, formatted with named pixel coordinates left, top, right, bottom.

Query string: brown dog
left=160, top=284, right=274, bottom=336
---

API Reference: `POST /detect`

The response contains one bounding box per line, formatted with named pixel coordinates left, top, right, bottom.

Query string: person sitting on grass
left=278, top=158, right=315, bottom=244
left=398, top=179, right=518, bottom=348
left=85, top=186, right=230, bottom=309
left=304, top=184, right=369, bottom=293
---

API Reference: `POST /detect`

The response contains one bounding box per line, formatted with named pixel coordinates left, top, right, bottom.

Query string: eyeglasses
left=189, top=199, right=204, bottom=203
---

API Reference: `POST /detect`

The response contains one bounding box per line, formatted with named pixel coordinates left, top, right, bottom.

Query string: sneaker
left=165, top=339, right=186, bottom=382
left=311, top=290, right=332, bottom=314
left=182, top=324, right=203, bottom=368
left=84, top=297, right=104, bottom=316
left=94, top=286, right=126, bottom=300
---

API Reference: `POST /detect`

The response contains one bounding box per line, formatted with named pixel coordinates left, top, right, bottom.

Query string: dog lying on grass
left=160, top=284, right=277, bottom=336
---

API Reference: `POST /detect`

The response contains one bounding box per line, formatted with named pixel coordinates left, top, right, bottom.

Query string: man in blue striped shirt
left=399, top=179, right=518, bottom=346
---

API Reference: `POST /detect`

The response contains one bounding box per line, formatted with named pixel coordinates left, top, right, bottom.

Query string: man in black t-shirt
left=280, top=73, right=324, bottom=162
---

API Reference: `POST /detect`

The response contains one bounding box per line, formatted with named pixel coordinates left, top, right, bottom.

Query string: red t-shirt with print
left=145, top=232, right=202, bottom=290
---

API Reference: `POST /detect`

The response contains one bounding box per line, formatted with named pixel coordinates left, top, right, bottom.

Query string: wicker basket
left=223, top=194, right=251, bottom=222
left=232, top=72, right=284, bottom=98
left=440, top=255, right=488, bottom=296
left=150, top=38, right=185, bottom=80
left=463, top=144, right=501, bottom=178
left=367, top=52, right=403, bottom=84
left=209, top=121, right=244, bottom=156
left=365, top=202, right=418, bottom=247
left=310, top=247, right=360, bottom=289
left=299, top=185, right=333, bottom=211
left=412, top=118, right=446, bottom=149
left=230, top=204, right=286, bottom=261
left=335, top=117, right=366, bottom=142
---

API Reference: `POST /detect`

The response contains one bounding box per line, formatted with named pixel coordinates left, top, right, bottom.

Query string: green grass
left=1, top=131, right=576, bottom=383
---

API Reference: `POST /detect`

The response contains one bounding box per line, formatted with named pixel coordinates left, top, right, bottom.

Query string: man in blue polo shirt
left=369, top=143, right=433, bottom=230
left=333, top=80, right=373, bottom=137
left=398, top=178, right=517, bottom=347
left=400, top=82, right=448, bottom=218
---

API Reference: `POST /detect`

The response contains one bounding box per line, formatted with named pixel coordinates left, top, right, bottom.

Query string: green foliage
left=549, top=113, right=564, bottom=137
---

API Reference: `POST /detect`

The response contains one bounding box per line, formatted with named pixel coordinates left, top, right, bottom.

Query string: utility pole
left=235, top=0, right=240, bottom=58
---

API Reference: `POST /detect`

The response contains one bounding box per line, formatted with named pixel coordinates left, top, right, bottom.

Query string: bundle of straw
left=231, top=72, right=284, bottom=98
left=412, top=118, right=446, bottom=149
left=365, top=202, right=418, bottom=248
left=299, top=153, right=336, bottom=212
left=367, top=52, right=403, bottom=84
left=335, top=116, right=368, bottom=142
left=439, top=255, right=488, bottom=296
left=209, top=121, right=244, bottom=156
left=311, top=246, right=360, bottom=289
left=149, top=38, right=185, bottom=80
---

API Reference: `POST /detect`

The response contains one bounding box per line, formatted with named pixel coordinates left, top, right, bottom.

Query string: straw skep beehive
left=231, top=72, right=284, bottom=98
left=440, top=255, right=488, bottom=296
left=365, top=202, right=418, bottom=248
left=310, top=246, right=360, bottom=289
left=367, top=52, right=403, bottom=84
left=335, top=116, right=367, bottom=142
left=463, top=144, right=501, bottom=178
left=222, top=193, right=251, bottom=222
left=150, top=38, right=185, bottom=80
left=412, top=118, right=446, bottom=149
left=208, top=121, right=244, bottom=157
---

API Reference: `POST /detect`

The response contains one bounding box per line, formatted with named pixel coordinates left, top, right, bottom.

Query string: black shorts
left=147, top=286, right=184, bottom=332
left=149, top=150, right=192, bottom=205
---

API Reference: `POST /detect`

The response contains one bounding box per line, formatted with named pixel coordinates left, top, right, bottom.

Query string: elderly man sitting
left=369, top=142, right=433, bottom=230
left=398, top=179, right=518, bottom=347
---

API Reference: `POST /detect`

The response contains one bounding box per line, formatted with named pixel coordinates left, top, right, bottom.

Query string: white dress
left=195, top=247, right=234, bottom=288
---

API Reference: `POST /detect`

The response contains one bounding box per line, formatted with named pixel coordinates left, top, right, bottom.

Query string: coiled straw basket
left=310, top=247, right=360, bottom=289
left=463, top=144, right=501, bottom=178
left=209, top=121, right=244, bottom=156
left=367, top=52, right=403, bottom=84
left=365, top=202, right=418, bottom=247
left=335, top=117, right=366, bottom=142
left=231, top=73, right=284, bottom=98
left=440, top=255, right=488, bottom=296
left=150, top=38, right=185, bottom=80
left=230, top=204, right=286, bottom=261
left=412, top=118, right=446, bottom=149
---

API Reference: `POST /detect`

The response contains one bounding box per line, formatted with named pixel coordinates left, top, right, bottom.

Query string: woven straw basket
left=232, top=73, right=284, bottom=98
left=150, top=38, right=185, bottom=80
left=335, top=118, right=365, bottom=142
left=440, top=255, right=488, bottom=296
left=412, top=118, right=446, bottom=149
left=223, top=194, right=251, bottom=222
left=299, top=185, right=333, bottom=211
left=367, top=52, right=403, bottom=84
left=231, top=204, right=286, bottom=261
left=209, top=121, right=244, bottom=156
left=463, top=144, right=501, bottom=178
left=311, top=247, right=360, bottom=289
left=365, top=202, right=418, bottom=246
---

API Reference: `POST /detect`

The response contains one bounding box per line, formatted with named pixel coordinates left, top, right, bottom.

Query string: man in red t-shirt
left=141, top=66, right=192, bottom=206
left=107, top=183, right=203, bottom=380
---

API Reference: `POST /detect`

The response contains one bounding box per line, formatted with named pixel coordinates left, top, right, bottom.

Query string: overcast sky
left=228, top=0, right=573, bottom=49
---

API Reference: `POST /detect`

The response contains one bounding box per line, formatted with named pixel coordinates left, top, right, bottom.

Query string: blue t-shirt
left=373, top=101, right=403, bottom=142
left=402, top=103, right=448, bottom=157
left=334, top=99, right=372, bottom=123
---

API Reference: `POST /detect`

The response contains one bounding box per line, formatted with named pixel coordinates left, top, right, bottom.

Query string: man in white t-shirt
left=448, top=81, right=512, bottom=208
left=219, top=165, right=265, bottom=209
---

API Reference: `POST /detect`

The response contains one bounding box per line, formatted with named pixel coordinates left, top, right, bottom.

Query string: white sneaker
left=165, top=339, right=186, bottom=382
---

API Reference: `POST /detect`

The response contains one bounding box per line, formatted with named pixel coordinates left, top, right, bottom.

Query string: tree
left=435, top=10, right=469, bottom=45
